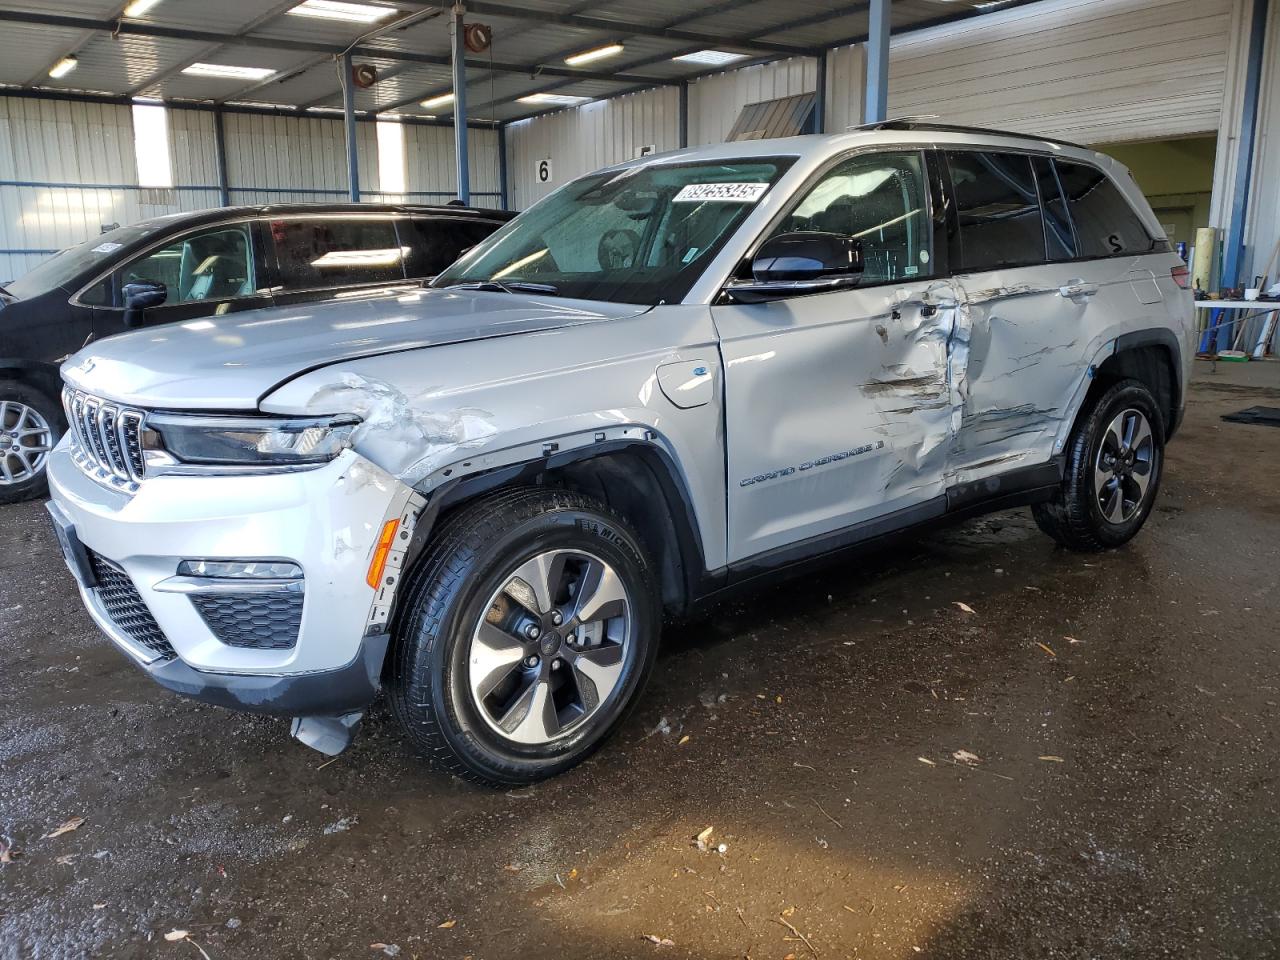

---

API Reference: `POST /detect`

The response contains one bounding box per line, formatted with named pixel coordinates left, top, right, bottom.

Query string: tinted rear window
left=401, top=217, right=501, bottom=278
left=269, top=218, right=406, bottom=290
left=1054, top=160, right=1158, bottom=258
left=947, top=151, right=1046, bottom=272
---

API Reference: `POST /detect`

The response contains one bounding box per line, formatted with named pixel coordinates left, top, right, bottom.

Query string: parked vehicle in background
left=46, top=124, right=1192, bottom=785
left=0, top=203, right=514, bottom=503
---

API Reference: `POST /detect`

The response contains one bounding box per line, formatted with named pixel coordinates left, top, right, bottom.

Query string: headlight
left=143, top=414, right=360, bottom=469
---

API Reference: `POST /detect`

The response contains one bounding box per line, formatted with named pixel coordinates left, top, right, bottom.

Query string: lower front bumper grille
left=88, top=552, right=175, bottom=659
left=191, top=592, right=303, bottom=650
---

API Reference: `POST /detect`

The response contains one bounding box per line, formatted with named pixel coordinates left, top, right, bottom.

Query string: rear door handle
left=1060, top=280, right=1099, bottom=300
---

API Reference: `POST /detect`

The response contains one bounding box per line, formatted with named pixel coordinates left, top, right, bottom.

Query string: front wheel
left=387, top=487, right=660, bottom=786
left=0, top=383, right=61, bottom=505
left=1033, top=379, right=1165, bottom=551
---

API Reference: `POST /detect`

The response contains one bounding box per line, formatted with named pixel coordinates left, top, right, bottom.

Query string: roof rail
left=853, top=118, right=1091, bottom=152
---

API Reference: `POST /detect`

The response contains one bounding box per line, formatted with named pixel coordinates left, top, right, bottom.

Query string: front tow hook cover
left=291, top=711, right=364, bottom=756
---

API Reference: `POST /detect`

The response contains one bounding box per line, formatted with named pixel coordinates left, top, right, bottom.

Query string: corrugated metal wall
left=1, top=95, right=501, bottom=282
left=504, top=87, right=678, bottom=210
left=882, top=0, right=1237, bottom=144
left=401, top=124, right=502, bottom=207
left=827, top=44, right=866, bottom=133
left=0, top=97, right=220, bottom=282
left=688, top=57, right=818, bottom=146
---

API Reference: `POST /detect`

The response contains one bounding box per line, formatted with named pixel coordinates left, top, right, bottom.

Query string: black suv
left=0, top=202, right=513, bottom=503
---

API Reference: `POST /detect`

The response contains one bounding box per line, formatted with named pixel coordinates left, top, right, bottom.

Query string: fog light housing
left=178, top=559, right=302, bottom=579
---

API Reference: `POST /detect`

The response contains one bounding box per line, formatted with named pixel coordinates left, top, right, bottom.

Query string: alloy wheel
left=1093, top=407, right=1155, bottom=524
left=468, top=548, right=632, bottom=746
left=0, top=400, right=53, bottom=486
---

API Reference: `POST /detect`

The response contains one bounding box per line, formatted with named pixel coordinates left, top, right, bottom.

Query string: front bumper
left=47, top=441, right=420, bottom=717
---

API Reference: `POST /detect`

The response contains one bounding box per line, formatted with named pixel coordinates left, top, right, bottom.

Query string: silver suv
left=46, top=123, right=1193, bottom=785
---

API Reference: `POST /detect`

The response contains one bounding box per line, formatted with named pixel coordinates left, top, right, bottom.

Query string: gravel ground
left=2, top=362, right=1279, bottom=960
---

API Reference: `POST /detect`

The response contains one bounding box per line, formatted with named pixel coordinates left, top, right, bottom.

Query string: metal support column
left=864, top=0, right=890, bottom=124
left=451, top=3, right=470, bottom=204
left=497, top=122, right=509, bottom=211
left=341, top=52, right=360, bottom=201
left=678, top=81, right=689, bottom=148
left=1220, top=0, right=1270, bottom=309
left=212, top=106, right=231, bottom=207
left=814, top=50, right=827, bottom=134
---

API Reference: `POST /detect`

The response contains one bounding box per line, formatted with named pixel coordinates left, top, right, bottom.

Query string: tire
left=387, top=486, right=660, bottom=786
left=0, top=382, right=62, bottom=505
left=1033, top=378, right=1164, bottom=551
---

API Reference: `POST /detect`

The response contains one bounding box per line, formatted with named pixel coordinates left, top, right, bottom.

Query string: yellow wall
left=1101, top=137, right=1217, bottom=245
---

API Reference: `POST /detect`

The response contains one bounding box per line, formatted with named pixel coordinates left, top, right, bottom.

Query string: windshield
left=435, top=158, right=794, bottom=305
left=5, top=218, right=178, bottom=299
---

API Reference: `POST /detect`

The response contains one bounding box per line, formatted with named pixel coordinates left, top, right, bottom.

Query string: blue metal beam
left=865, top=0, right=890, bottom=124
left=678, top=82, right=690, bottom=148
left=814, top=51, right=828, bottom=134
left=451, top=6, right=470, bottom=205
left=212, top=107, right=231, bottom=208
left=498, top=123, right=509, bottom=211
left=341, top=52, right=360, bottom=202
left=1220, top=0, right=1271, bottom=314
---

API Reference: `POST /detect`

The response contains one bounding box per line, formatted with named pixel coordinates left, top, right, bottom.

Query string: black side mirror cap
left=752, top=231, right=864, bottom=284
left=121, top=280, right=167, bottom=326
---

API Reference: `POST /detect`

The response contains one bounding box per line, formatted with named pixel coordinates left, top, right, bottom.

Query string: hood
left=61, top=287, right=647, bottom=409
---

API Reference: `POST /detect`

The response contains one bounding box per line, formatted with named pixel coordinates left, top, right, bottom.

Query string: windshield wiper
left=444, top=279, right=560, bottom=296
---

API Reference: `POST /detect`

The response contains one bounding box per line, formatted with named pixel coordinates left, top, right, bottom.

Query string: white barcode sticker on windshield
left=673, top=182, right=769, bottom=203
left=90, top=242, right=122, bottom=254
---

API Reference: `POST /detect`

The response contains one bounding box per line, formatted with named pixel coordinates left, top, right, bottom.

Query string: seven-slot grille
left=62, top=388, right=147, bottom=489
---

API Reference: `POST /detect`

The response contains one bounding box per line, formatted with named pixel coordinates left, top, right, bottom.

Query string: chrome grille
left=62, top=388, right=146, bottom=490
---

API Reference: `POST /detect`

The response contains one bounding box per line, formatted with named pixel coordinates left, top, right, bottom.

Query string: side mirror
left=122, top=280, right=167, bottom=327
left=726, top=232, right=864, bottom=303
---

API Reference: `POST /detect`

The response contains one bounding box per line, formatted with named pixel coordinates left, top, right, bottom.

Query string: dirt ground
left=3, top=362, right=1280, bottom=960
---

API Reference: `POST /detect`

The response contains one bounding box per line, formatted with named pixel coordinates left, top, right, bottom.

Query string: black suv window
left=112, top=223, right=257, bottom=306
left=775, top=150, right=933, bottom=285
left=269, top=218, right=406, bottom=290
left=947, top=151, right=1046, bottom=272
left=1054, top=160, right=1158, bottom=257
left=402, top=217, right=500, bottom=278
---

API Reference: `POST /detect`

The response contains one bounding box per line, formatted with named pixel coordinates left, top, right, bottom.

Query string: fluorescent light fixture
left=673, top=49, right=749, bottom=66
left=132, top=101, right=173, bottom=188
left=288, top=0, right=397, bottom=21
left=376, top=119, right=406, bottom=194
left=123, top=0, right=163, bottom=16
left=48, top=56, right=78, bottom=79
left=182, top=63, right=276, bottom=81
left=517, top=93, right=591, bottom=106
left=420, top=92, right=454, bottom=109
left=564, top=43, right=624, bottom=66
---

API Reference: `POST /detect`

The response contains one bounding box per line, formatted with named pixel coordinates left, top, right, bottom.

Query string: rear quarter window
left=1054, top=161, right=1158, bottom=258
left=947, top=151, right=1047, bottom=272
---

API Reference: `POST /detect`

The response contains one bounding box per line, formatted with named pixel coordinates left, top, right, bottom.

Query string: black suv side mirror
left=122, top=280, right=167, bottom=327
left=726, top=232, right=864, bottom=304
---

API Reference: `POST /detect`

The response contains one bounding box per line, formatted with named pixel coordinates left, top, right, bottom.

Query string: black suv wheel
left=387, top=487, right=660, bottom=786
left=1033, top=378, right=1164, bottom=551
left=0, top=382, right=61, bottom=505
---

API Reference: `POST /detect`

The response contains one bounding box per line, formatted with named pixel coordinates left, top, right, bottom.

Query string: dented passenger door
left=713, top=149, right=958, bottom=564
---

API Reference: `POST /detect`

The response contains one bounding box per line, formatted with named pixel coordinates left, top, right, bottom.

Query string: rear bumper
left=47, top=440, right=420, bottom=717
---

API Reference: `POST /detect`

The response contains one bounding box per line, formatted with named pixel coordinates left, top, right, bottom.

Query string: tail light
left=1171, top=264, right=1191, bottom=289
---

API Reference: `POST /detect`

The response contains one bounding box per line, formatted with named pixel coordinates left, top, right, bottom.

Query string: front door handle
left=1060, top=279, right=1099, bottom=300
